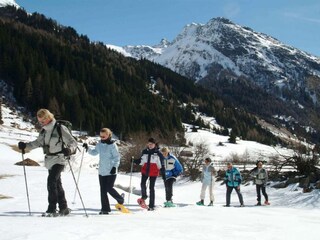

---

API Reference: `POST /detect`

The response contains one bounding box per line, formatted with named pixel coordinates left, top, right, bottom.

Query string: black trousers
left=226, top=186, right=244, bottom=206
left=140, top=174, right=157, bottom=208
left=165, top=178, right=176, bottom=201
left=99, top=174, right=124, bottom=212
left=47, top=164, right=67, bottom=212
left=256, top=184, right=268, bottom=203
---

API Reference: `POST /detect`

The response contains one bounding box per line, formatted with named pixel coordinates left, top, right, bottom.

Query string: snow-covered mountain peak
left=0, top=0, right=19, bottom=8
left=118, top=17, right=320, bottom=138
left=153, top=38, right=170, bottom=48
left=122, top=16, right=320, bottom=85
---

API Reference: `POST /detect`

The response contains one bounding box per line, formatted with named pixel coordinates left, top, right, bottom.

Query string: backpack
left=55, top=120, right=78, bottom=155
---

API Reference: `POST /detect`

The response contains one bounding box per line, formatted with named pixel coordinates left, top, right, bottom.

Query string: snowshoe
left=115, top=203, right=130, bottom=213
left=42, top=211, right=59, bottom=217
left=137, top=198, right=148, bottom=209
left=59, top=208, right=71, bottom=216
left=99, top=211, right=110, bottom=215
left=164, top=201, right=176, bottom=208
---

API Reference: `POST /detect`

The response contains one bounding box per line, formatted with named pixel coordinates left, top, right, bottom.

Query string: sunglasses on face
left=38, top=118, right=48, bottom=125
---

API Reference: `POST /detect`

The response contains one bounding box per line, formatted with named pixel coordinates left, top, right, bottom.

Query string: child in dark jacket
left=134, top=138, right=165, bottom=211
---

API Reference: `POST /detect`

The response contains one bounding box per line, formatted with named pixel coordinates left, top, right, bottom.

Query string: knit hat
left=148, top=137, right=156, bottom=144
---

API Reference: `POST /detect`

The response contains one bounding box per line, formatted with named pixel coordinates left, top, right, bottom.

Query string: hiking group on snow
left=17, top=108, right=270, bottom=216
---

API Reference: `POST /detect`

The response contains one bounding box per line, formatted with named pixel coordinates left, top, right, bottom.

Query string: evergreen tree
left=48, top=97, right=61, bottom=119
left=0, top=97, right=2, bottom=124
left=228, top=130, right=237, bottom=144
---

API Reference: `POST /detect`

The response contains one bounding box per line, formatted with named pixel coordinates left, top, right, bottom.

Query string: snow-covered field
left=1, top=104, right=320, bottom=240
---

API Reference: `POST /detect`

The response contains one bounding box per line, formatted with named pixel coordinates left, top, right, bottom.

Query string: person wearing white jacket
left=18, top=109, right=78, bottom=216
left=196, top=157, right=217, bottom=206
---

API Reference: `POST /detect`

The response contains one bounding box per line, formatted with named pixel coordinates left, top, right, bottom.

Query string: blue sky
left=15, top=0, right=320, bottom=57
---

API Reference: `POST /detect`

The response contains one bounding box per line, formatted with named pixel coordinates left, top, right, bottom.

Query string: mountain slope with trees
left=0, top=6, right=279, bottom=145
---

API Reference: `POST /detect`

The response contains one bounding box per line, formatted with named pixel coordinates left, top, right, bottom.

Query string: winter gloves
left=133, top=158, right=141, bottom=165
left=82, top=143, right=88, bottom=152
left=110, top=167, right=116, bottom=175
left=18, top=141, right=26, bottom=154
left=18, top=141, right=26, bottom=150
left=161, top=168, right=166, bottom=181
left=18, top=141, right=73, bottom=156
left=62, top=148, right=72, bottom=156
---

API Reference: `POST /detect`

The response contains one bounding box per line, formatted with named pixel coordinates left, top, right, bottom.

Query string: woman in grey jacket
left=18, top=109, right=78, bottom=216
left=250, top=161, right=270, bottom=206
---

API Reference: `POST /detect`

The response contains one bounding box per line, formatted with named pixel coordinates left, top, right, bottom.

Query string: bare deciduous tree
left=184, top=141, right=210, bottom=181
left=271, top=144, right=319, bottom=176
left=241, top=149, right=251, bottom=171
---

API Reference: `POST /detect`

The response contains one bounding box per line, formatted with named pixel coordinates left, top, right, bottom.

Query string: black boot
left=59, top=208, right=71, bottom=216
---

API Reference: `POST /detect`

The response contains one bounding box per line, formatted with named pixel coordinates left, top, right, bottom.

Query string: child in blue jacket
left=161, top=147, right=183, bottom=207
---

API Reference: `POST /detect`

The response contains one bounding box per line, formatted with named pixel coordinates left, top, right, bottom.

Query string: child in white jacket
left=196, top=157, right=217, bottom=206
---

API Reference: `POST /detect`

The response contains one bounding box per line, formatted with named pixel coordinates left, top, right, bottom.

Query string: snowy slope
left=1, top=103, right=320, bottom=240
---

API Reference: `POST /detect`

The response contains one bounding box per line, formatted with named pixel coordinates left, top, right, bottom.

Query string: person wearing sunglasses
left=83, top=128, right=128, bottom=214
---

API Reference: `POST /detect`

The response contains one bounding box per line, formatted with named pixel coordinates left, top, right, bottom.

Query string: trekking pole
left=72, top=148, right=85, bottom=204
left=67, top=157, right=88, bottom=217
left=146, top=178, right=150, bottom=189
left=128, top=156, right=134, bottom=204
left=21, top=149, right=31, bottom=216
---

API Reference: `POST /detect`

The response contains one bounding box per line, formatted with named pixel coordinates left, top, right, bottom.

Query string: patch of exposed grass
left=0, top=174, right=15, bottom=180
left=0, top=194, right=12, bottom=200
left=15, top=159, right=40, bottom=166
left=10, top=144, right=31, bottom=153
left=0, top=175, right=14, bottom=200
